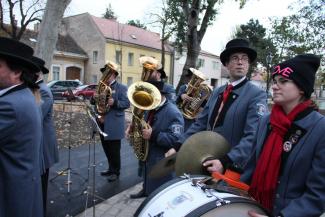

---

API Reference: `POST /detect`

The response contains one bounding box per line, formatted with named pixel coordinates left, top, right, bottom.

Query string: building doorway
left=66, top=66, right=81, bottom=80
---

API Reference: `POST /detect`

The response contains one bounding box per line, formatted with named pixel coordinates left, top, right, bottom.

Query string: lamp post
left=266, top=52, right=273, bottom=98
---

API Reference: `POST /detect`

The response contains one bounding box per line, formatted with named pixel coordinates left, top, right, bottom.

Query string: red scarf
left=249, top=100, right=312, bottom=211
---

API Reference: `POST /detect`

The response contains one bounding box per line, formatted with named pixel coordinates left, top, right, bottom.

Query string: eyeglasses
left=229, top=55, right=249, bottom=63
left=271, top=77, right=293, bottom=86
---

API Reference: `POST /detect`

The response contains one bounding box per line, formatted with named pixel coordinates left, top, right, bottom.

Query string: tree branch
left=198, top=0, right=218, bottom=42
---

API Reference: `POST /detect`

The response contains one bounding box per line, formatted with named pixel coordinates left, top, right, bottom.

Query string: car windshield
left=47, top=80, right=58, bottom=87
left=75, top=85, right=88, bottom=90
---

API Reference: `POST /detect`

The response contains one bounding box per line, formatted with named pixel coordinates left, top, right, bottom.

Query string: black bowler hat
left=272, top=54, right=320, bottom=98
left=31, top=56, right=49, bottom=74
left=0, top=37, right=39, bottom=72
left=220, top=38, right=257, bottom=66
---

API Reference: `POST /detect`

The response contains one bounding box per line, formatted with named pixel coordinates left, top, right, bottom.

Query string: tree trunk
left=161, top=22, right=166, bottom=71
left=34, top=0, right=71, bottom=82
left=176, top=2, right=201, bottom=92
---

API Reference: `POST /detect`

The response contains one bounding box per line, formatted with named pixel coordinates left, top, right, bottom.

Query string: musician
left=98, top=62, right=130, bottom=182
left=176, top=68, right=209, bottom=131
left=157, top=67, right=176, bottom=103
left=239, top=54, right=325, bottom=217
left=139, top=56, right=176, bottom=102
left=0, top=37, right=43, bottom=217
left=31, top=56, right=59, bottom=215
left=130, top=81, right=184, bottom=198
left=167, top=38, right=268, bottom=172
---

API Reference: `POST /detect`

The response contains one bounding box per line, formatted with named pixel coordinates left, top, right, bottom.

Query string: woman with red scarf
left=240, top=54, right=325, bottom=217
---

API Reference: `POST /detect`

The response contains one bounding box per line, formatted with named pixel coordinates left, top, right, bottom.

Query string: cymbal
left=148, top=153, right=177, bottom=179
left=175, top=131, right=230, bottom=176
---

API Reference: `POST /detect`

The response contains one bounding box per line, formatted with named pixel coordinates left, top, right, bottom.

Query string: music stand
left=81, top=106, right=106, bottom=217
left=50, top=88, right=85, bottom=193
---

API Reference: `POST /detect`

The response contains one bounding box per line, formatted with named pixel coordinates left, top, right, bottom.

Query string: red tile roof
left=91, top=15, right=172, bottom=52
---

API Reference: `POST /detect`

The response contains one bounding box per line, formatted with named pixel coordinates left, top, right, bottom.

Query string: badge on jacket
left=256, top=103, right=266, bottom=116
left=171, top=124, right=183, bottom=135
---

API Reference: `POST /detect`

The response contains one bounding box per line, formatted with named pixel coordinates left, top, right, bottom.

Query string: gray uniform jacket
left=103, top=81, right=130, bottom=140
left=241, top=111, right=325, bottom=217
left=0, top=85, right=43, bottom=217
left=144, top=100, right=184, bottom=195
left=178, top=79, right=268, bottom=165
left=163, top=83, right=176, bottom=103
left=38, top=80, right=59, bottom=169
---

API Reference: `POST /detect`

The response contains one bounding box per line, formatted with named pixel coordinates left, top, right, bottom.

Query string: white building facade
left=173, top=49, right=222, bottom=89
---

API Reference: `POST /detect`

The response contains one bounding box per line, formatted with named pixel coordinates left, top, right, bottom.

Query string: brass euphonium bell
left=127, top=81, right=161, bottom=161
left=178, top=68, right=212, bottom=119
left=95, top=61, right=119, bottom=117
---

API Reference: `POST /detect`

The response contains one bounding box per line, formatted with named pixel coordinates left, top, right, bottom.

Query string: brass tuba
left=95, top=61, right=118, bottom=117
left=178, top=68, right=212, bottom=119
left=127, top=81, right=161, bottom=161
left=139, top=56, right=159, bottom=81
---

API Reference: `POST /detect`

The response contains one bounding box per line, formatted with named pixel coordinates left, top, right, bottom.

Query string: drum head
left=135, top=175, right=271, bottom=217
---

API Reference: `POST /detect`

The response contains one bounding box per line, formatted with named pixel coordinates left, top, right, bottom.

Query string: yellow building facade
left=105, top=42, right=173, bottom=86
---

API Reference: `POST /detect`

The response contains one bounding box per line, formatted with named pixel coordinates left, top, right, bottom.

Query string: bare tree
left=34, top=0, right=71, bottom=80
left=167, top=0, right=247, bottom=90
left=0, top=0, right=44, bottom=40
left=149, top=0, right=177, bottom=70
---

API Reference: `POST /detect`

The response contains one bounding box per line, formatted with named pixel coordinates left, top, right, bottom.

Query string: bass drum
left=135, top=176, right=270, bottom=217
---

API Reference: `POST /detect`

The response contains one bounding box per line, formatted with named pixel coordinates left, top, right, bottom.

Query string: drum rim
left=185, top=196, right=272, bottom=217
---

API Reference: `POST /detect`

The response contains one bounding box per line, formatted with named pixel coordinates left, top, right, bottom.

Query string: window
left=139, top=54, right=145, bottom=66
left=115, top=50, right=122, bottom=64
left=92, top=75, right=97, bottom=83
left=52, top=66, right=60, bottom=80
left=212, top=61, right=219, bottom=70
left=93, top=51, right=98, bottom=64
left=127, top=77, right=133, bottom=87
left=128, top=53, right=134, bottom=66
left=197, top=58, right=205, bottom=68
left=211, top=78, right=218, bottom=88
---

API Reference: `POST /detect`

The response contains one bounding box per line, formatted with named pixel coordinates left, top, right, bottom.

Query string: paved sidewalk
left=75, top=183, right=145, bottom=217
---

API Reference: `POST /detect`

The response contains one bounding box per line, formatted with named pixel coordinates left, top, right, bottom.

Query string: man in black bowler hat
left=97, top=61, right=130, bottom=182
left=0, top=37, right=43, bottom=217
left=167, top=38, right=268, bottom=175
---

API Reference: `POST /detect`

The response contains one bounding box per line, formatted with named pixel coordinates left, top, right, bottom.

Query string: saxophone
left=127, top=81, right=161, bottom=161
left=178, top=68, right=212, bottom=119
left=94, top=62, right=118, bottom=117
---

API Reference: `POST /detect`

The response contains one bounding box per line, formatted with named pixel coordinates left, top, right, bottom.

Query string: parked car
left=62, top=84, right=98, bottom=101
left=47, top=80, right=83, bottom=100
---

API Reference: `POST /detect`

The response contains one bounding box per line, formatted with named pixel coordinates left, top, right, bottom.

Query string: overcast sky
left=65, top=0, right=296, bottom=55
